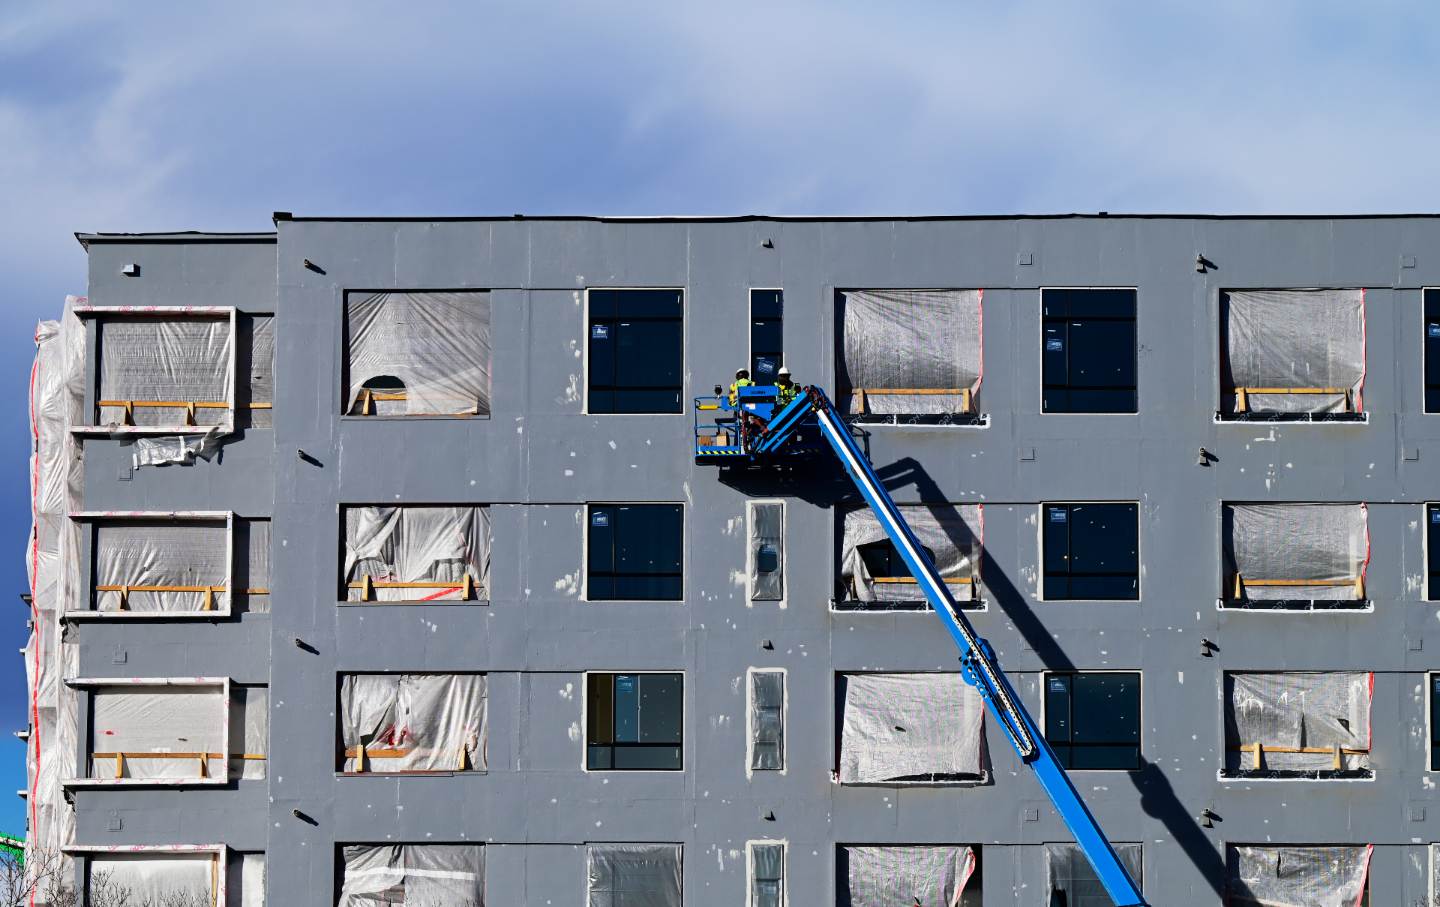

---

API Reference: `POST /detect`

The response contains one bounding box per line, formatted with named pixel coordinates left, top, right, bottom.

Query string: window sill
left=1220, top=769, right=1373, bottom=781
left=337, top=600, right=491, bottom=608
left=65, top=777, right=228, bottom=789
left=337, top=771, right=486, bottom=778
left=1215, top=412, right=1368, bottom=424
left=831, top=599, right=985, bottom=613
left=340, top=414, right=491, bottom=422
left=64, top=609, right=234, bottom=621
left=1218, top=598, right=1372, bottom=613
left=72, top=424, right=233, bottom=436
left=832, top=771, right=990, bottom=787
left=847, top=414, right=990, bottom=428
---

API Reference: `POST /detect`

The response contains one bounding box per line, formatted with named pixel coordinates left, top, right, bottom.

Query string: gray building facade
left=31, top=213, right=1440, bottom=904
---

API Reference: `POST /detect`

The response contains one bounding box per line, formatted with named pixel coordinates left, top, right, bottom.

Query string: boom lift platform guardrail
left=695, top=383, right=1148, bottom=907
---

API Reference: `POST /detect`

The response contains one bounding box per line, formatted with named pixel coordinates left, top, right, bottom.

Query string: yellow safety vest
left=729, top=379, right=754, bottom=405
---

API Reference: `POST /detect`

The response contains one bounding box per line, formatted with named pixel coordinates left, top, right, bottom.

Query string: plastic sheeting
left=230, top=685, right=269, bottom=780
left=233, top=853, right=265, bottom=907
left=97, top=316, right=233, bottom=427
left=750, top=671, right=784, bottom=771
left=837, top=290, right=982, bottom=415
left=1225, top=504, right=1368, bottom=602
left=346, top=292, right=492, bottom=416
left=841, top=845, right=976, bottom=907
left=587, top=843, right=682, bottom=907
left=244, top=314, right=274, bottom=429
left=88, top=852, right=215, bottom=906
left=1223, top=290, right=1366, bottom=414
left=749, top=503, right=783, bottom=602
left=840, top=505, right=982, bottom=604
left=93, top=520, right=229, bottom=613
left=1047, top=843, right=1142, bottom=907
left=88, top=685, right=226, bottom=780
left=240, top=518, right=271, bottom=614
left=339, top=844, right=484, bottom=906
left=838, top=673, right=986, bottom=783
left=1226, top=672, right=1372, bottom=774
left=751, top=843, right=783, bottom=907
left=341, top=674, right=487, bottom=772
left=344, top=507, right=490, bottom=602
left=1227, top=845, right=1370, bottom=907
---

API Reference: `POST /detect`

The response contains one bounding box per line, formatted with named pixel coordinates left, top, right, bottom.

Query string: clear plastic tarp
left=241, top=518, right=271, bottom=613
left=340, top=674, right=487, bottom=772
left=244, top=314, right=274, bottom=429
left=840, top=505, right=982, bottom=604
left=97, top=316, right=233, bottom=426
left=93, top=519, right=229, bottom=613
left=1225, top=672, right=1372, bottom=774
left=88, top=685, right=225, bottom=780
left=751, top=843, right=783, bottom=907
left=750, top=502, right=783, bottom=602
left=232, top=853, right=265, bottom=907
left=1227, top=845, right=1370, bottom=907
left=1047, top=843, right=1142, bottom=907
left=345, top=292, right=492, bottom=416
left=339, top=844, right=484, bottom=907
left=1225, top=504, right=1368, bottom=602
left=841, top=845, right=976, bottom=907
left=750, top=671, right=784, bottom=771
left=230, top=685, right=269, bottom=780
left=344, top=506, right=491, bottom=602
left=587, top=843, right=682, bottom=907
left=88, top=852, right=215, bottom=906
left=837, top=289, right=982, bottom=416
left=1222, top=290, right=1366, bottom=414
left=838, top=673, right=986, bottom=783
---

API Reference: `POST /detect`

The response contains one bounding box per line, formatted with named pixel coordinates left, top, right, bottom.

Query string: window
left=838, top=504, right=983, bottom=609
left=78, top=847, right=267, bottom=907
left=338, top=673, right=486, bottom=774
left=1223, top=672, right=1372, bottom=779
left=749, top=842, right=784, bottom=907
left=1226, top=846, right=1370, bottom=906
left=1427, top=290, right=1440, bottom=413
left=588, top=289, right=684, bottom=414
left=749, top=670, right=784, bottom=772
left=1046, top=843, right=1142, bottom=907
left=749, top=501, right=784, bottom=603
left=1223, top=503, right=1368, bottom=610
left=586, top=673, right=683, bottom=771
left=1041, top=289, right=1137, bottom=414
left=587, top=504, right=683, bottom=601
left=1042, top=503, right=1139, bottom=600
left=751, top=289, right=783, bottom=382
left=587, top=844, right=682, bottom=907
left=344, top=291, right=491, bottom=417
left=339, top=845, right=483, bottom=906
left=836, top=673, right=988, bottom=784
left=1429, top=504, right=1440, bottom=600
left=85, top=307, right=237, bottom=430
left=1430, top=674, right=1440, bottom=770
left=342, top=506, right=490, bottom=602
left=1044, top=673, right=1140, bottom=771
left=1220, top=289, right=1365, bottom=421
left=239, top=313, right=274, bottom=428
left=838, top=845, right=979, bottom=906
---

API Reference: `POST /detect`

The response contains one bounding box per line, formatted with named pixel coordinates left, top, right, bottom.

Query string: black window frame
left=1044, top=671, right=1142, bottom=771
left=1042, top=502, right=1140, bottom=601
left=750, top=289, right=784, bottom=383
left=585, top=672, right=684, bottom=771
left=1041, top=287, right=1138, bottom=415
left=1431, top=673, right=1440, bottom=771
left=1429, top=504, right=1440, bottom=602
left=587, top=288, right=685, bottom=415
left=1430, top=288, right=1440, bottom=413
left=586, top=503, right=684, bottom=602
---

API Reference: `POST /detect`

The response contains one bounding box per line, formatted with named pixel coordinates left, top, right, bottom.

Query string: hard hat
left=735, top=368, right=749, bottom=379
left=777, top=366, right=791, bottom=378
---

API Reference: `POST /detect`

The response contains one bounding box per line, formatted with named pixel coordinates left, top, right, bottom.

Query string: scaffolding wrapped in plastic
left=92, top=519, right=229, bottom=613
left=339, top=844, right=484, bottom=906
left=345, top=291, right=492, bottom=416
left=86, top=684, right=227, bottom=781
left=340, top=673, right=487, bottom=773
left=749, top=502, right=783, bottom=602
left=1226, top=845, right=1371, bottom=907
left=86, top=851, right=218, bottom=906
left=837, top=289, right=983, bottom=422
left=1224, top=672, right=1372, bottom=777
left=587, top=843, right=682, bottom=907
left=96, top=315, right=233, bottom=427
left=841, top=845, right=976, bottom=907
left=1221, top=290, right=1366, bottom=417
left=344, top=506, right=490, bottom=602
left=838, top=505, right=982, bottom=606
left=1224, top=503, right=1369, bottom=607
left=838, top=673, right=987, bottom=784
left=1047, top=843, right=1142, bottom=907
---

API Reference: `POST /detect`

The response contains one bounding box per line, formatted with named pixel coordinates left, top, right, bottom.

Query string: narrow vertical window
left=750, top=671, right=784, bottom=772
left=750, top=290, right=783, bottom=382
left=749, top=842, right=785, bottom=907
left=588, top=289, right=684, bottom=414
left=749, top=502, right=783, bottom=603
left=1041, top=288, right=1137, bottom=414
left=1427, top=289, right=1440, bottom=413
left=1430, top=674, right=1440, bottom=770
left=1429, top=504, right=1440, bottom=601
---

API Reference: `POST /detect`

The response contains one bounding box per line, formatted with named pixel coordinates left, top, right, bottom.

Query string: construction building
left=22, top=212, right=1440, bottom=905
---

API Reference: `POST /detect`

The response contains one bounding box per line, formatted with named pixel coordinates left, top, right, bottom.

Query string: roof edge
left=75, top=231, right=278, bottom=250
left=270, top=212, right=1440, bottom=224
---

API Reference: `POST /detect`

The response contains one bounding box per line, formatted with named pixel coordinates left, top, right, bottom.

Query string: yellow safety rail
left=354, top=389, right=481, bottom=416
left=97, top=400, right=270, bottom=425
left=1231, top=743, right=1367, bottom=772
left=1230, top=574, right=1364, bottom=600
left=93, top=585, right=269, bottom=611
left=851, top=387, right=973, bottom=415
left=93, top=751, right=266, bottom=779
left=348, top=574, right=476, bottom=602
left=1232, top=387, right=1354, bottom=413
left=343, top=743, right=472, bottom=772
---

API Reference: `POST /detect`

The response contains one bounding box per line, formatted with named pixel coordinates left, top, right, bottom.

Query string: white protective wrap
left=345, top=292, right=491, bottom=416
left=1047, top=843, right=1143, bottom=907
left=236, top=853, right=265, bottom=907
left=339, top=844, right=484, bottom=906
left=842, top=845, right=976, bottom=907
left=93, top=520, right=229, bottom=613
left=1226, top=672, right=1372, bottom=774
left=840, top=505, right=982, bottom=603
left=244, top=314, right=274, bottom=428
left=749, top=502, right=783, bottom=602
left=241, top=518, right=271, bottom=613
left=1226, top=503, right=1368, bottom=601
left=838, top=289, right=982, bottom=415
left=88, top=685, right=225, bottom=781
left=344, top=506, right=490, bottom=602
left=97, top=316, right=232, bottom=427
left=340, top=674, right=487, bottom=772
left=838, top=673, right=986, bottom=783
left=1227, top=845, right=1370, bottom=907
left=88, top=852, right=216, bottom=905
left=229, top=685, right=269, bottom=780
left=1223, top=289, right=1366, bottom=414
left=587, top=843, right=682, bottom=907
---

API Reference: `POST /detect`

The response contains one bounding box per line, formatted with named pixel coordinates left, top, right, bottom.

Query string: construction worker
left=775, top=366, right=799, bottom=406
left=729, top=368, right=754, bottom=406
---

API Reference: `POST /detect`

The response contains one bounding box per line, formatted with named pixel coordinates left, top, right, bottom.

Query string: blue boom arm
left=751, top=386, right=1147, bottom=907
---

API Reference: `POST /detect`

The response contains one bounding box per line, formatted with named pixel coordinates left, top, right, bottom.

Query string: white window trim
left=73, top=305, right=238, bottom=435
left=746, top=667, right=788, bottom=778
left=746, top=499, right=786, bottom=609
left=580, top=670, right=685, bottom=774
left=1035, top=501, right=1142, bottom=603
left=65, top=844, right=228, bottom=906
left=67, top=510, right=235, bottom=620
left=1038, top=287, right=1139, bottom=417
left=1214, top=501, right=1373, bottom=613
left=1216, top=670, right=1376, bottom=784
left=65, top=677, right=232, bottom=788
left=1039, top=670, right=1143, bottom=773
left=582, top=503, right=686, bottom=604
left=582, top=287, right=687, bottom=417
left=746, top=839, right=787, bottom=907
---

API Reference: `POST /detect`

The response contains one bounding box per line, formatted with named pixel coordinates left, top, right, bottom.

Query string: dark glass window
left=1045, top=672, right=1141, bottom=770
left=1429, top=504, right=1440, bottom=601
left=1043, top=503, right=1139, bottom=600
left=1042, top=289, right=1137, bottom=414
left=586, top=672, right=683, bottom=770
left=588, top=289, right=684, bottom=414
left=751, top=290, right=783, bottom=382
left=588, top=504, right=683, bottom=601
left=1431, top=675, right=1440, bottom=770
left=1429, top=290, right=1440, bottom=414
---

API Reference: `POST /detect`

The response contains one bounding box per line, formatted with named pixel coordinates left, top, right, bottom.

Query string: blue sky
left=1, top=0, right=1438, bottom=834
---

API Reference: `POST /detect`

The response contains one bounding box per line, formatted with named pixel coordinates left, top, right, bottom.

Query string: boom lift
left=696, top=383, right=1148, bottom=907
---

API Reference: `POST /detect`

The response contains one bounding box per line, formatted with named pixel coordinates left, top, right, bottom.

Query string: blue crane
left=696, top=383, right=1148, bottom=907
